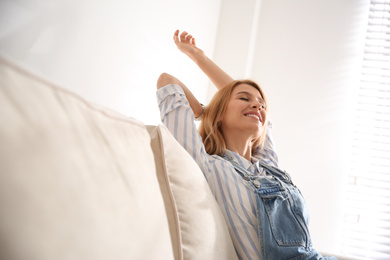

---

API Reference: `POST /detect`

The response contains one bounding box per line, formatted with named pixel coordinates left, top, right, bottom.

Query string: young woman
left=156, top=30, right=336, bottom=260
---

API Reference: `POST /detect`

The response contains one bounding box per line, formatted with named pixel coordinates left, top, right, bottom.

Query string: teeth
left=246, top=114, right=260, bottom=121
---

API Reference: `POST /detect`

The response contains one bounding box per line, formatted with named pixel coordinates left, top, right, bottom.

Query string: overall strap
left=222, top=155, right=262, bottom=190
left=222, top=155, right=254, bottom=180
left=255, top=159, right=295, bottom=186
left=224, top=157, right=257, bottom=181
left=223, top=154, right=296, bottom=187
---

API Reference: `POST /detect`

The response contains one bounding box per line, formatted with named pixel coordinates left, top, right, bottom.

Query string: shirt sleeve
left=156, top=84, right=212, bottom=179
left=157, top=84, right=263, bottom=259
left=253, top=121, right=279, bottom=167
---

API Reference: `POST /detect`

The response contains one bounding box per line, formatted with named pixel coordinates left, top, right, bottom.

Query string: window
left=342, top=1, right=390, bottom=259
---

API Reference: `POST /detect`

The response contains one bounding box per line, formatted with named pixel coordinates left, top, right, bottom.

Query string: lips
left=244, top=112, right=262, bottom=122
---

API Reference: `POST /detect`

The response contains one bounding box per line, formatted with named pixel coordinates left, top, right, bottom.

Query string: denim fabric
left=225, top=156, right=337, bottom=260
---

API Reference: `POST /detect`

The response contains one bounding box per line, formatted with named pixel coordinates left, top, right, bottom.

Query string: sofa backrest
left=0, top=56, right=238, bottom=260
left=0, top=56, right=174, bottom=260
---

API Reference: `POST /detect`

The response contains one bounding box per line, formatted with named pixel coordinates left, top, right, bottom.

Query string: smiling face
left=220, top=83, right=267, bottom=140
left=199, top=80, right=268, bottom=156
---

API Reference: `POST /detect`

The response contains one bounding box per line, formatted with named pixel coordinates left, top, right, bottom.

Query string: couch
left=0, top=56, right=239, bottom=260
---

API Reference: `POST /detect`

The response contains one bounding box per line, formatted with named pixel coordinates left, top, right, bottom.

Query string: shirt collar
left=224, top=150, right=258, bottom=172
left=224, top=150, right=269, bottom=176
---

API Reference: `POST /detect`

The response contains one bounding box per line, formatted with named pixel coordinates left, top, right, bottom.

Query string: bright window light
left=342, top=1, right=390, bottom=259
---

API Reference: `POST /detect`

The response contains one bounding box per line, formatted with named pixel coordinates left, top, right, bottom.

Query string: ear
left=216, top=112, right=224, bottom=126
left=216, top=115, right=223, bottom=127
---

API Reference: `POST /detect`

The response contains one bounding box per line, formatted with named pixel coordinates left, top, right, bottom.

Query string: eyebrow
left=236, top=91, right=265, bottom=102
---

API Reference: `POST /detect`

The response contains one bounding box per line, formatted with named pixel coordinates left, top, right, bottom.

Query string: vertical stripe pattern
left=157, top=84, right=280, bottom=260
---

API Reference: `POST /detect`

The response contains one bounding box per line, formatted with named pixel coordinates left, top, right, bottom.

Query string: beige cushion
left=147, top=124, right=238, bottom=260
left=0, top=56, right=173, bottom=260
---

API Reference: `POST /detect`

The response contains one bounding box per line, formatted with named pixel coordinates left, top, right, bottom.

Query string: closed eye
left=240, top=97, right=249, bottom=101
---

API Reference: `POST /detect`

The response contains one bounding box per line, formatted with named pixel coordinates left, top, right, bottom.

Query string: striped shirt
left=157, top=84, right=279, bottom=260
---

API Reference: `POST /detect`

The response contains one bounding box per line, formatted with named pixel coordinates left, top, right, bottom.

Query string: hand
left=173, top=30, right=204, bottom=57
left=172, top=30, right=233, bottom=90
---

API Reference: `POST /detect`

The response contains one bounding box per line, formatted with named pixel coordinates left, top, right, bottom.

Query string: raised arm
left=173, top=30, right=234, bottom=90
left=157, top=73, right=204, bottom=118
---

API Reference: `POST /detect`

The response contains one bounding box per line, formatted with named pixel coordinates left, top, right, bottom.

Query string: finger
left=173, top=29, right=179, bottom=39
left=192, top=38, right=196, bottom=46
left=185, top=34, right=193, bottom=43
left=173, top=30, right=180, bottom=43
left=180, top=31, right=188, bottom=42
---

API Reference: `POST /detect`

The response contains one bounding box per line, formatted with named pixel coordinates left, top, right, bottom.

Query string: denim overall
left=224, top=155, right=337, bottom=260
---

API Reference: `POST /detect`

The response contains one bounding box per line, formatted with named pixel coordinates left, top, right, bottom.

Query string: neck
left=223, top=130, right=254, bottom=162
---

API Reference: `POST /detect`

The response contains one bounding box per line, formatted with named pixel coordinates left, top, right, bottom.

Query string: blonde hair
left=199, top=80, right=268, bottom=156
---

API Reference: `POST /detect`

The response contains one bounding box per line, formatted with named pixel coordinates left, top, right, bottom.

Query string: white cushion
left=0, top=56, right=174, bottom=260
left=147, top=124, right=238, bottom=260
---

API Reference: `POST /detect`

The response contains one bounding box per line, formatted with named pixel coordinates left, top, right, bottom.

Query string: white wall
left=213, top=0, right=369, bottom=255
left=0, top=0, right=221, bottom=125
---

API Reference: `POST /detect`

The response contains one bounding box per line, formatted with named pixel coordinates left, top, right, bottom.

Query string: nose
left=251, top=102, right=263, bottom=111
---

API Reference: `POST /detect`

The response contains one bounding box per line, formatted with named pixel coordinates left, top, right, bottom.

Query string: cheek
left=223, top=104, right=239, bottom=120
